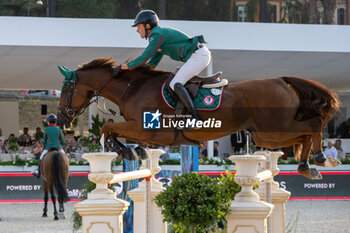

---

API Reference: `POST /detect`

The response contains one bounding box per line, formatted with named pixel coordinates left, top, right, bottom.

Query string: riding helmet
left=132, top=10, right=159, bottom=28
left=47, top=114, right=57, bottom=124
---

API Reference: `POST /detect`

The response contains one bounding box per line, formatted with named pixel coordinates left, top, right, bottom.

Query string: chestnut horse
left=57, top=58, right=341, bottom=180
left=41, top=150, right=70, bottom=220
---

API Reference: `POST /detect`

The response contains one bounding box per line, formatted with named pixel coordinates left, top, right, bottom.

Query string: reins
left=59, top=69, right=117, bottom=119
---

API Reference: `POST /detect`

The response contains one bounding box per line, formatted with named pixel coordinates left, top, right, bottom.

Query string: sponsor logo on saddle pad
left=143, top=110, right=162, bottom=129
left=203, top=95, right=215, bottom=105
left=143, top=109, right=222, bottom=129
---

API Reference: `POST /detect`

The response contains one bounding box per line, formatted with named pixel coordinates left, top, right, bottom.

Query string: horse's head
left=57, top=58, right=118, bottom=129
left=57, top=66, right=91, bottom=128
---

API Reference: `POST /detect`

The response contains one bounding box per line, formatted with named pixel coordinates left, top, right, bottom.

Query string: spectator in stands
left=213, top=141, right=219, bottom=157
left=324, top=140, right=338, bottom=159
left=336, top=118, right=350, bottom=138
left=18, top=127, right=32, bottom=147
left=0, top=139, right=7, bottom=153
left=231, top=131, right=246, bottom=154
left=34, top=127, right=44, bottom=140
left=200, top=141, right=219, bottom=158
left=334, top=139, right=346, bottom=160
left=0, top=128, right=6, bottom=147
left=91, top=138, right=98, bottom=144
left=31, top=140, right=43, bottom=160
left=200, top=141, right=208, bottom=158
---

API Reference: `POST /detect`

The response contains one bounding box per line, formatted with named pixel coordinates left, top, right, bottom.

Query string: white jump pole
left=128, top=149, right=167, bottom=233
left=74, top=152, right=129, bottom=233
left=255, top=151, right=291, bottom=233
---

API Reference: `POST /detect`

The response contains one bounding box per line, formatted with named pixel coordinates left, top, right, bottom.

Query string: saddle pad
left=161, top=82, right=224, bottom=111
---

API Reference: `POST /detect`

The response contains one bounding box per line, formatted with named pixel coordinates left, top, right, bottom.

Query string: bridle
left=58, top=68, right=120, bottom=122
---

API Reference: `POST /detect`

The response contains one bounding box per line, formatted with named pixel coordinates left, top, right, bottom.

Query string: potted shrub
left=155, top=172, right=240, bottom=233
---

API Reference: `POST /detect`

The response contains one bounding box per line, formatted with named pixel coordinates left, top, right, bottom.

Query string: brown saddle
left=165, top=71, right=224, bottom=99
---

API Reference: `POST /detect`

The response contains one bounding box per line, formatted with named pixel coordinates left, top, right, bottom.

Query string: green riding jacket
left=127, top=26, right=206, bottom=70
left=42, top=124, right=64, bottom=150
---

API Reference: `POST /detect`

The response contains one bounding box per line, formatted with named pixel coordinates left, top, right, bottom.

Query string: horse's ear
left=58, top=66, right=71, bottom=79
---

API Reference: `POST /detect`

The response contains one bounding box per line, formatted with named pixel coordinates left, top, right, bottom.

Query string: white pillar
left=128, top=149, right=167, bottom=233
left=74, top=152, right=129, bottom=233
left=207, top=140, right=214, bottom=159
left=255, top=151, right=291, bottom=233
left=227, top=155, right=274, bottom=233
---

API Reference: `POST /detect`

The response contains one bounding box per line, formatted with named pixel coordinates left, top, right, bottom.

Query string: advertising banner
left=1, top=171, right=349, bottom=202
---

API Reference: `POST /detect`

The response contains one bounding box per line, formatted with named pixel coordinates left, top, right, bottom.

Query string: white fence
left=74, top=149, right=166, bottom=233
left=227, top=151, right=290, bottom=233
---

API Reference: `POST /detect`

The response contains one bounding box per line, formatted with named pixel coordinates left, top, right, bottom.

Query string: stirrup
left=32, top=169, right=40, bottom=179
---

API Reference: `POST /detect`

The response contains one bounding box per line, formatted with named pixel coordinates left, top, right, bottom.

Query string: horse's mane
left=78, top=57, right=117, bottom=71
left=77, top=57, right=171, bottom=78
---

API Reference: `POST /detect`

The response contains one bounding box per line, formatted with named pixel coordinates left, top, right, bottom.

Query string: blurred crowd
left=0, top=127, right=98, bottom=158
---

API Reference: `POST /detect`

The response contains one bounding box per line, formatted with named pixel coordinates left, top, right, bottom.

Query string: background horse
left=41, top=150, right=70, bottom=220
left=57, top=57, right=341, bottom=180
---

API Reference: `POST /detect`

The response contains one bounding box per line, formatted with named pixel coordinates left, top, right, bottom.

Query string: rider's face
left=136, top=24, right=151, bottom=38
left=136, top=24, right=146, bottom=38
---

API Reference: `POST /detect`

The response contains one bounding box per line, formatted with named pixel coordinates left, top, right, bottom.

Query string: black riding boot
left=173, top=83, right=200, bottom=121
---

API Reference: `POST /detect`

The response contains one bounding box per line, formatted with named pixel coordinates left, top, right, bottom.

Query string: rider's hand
left=121, top=63, right=128, bottom=70
left=124, top=57, right=133, bottom=63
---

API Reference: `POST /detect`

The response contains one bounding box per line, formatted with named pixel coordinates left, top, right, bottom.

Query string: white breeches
left=169, top=44, right=211, bottom=90
left=39, top=149, right=65, bottom=160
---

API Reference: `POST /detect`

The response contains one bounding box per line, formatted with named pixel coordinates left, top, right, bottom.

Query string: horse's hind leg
left=42, top=185, right=48, bottom=217
left=253, top=132, right=322, bottom=180
left=50, top=188, right=59, bottom=220
left=58, top=202, right=65, bottom=219
left=298, top=135, right=322, bottom=180
left=312, top=132, right=341, bottom=168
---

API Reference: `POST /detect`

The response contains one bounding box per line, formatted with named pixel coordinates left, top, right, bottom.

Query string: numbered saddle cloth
left=161, top=82, right=224, bottom=111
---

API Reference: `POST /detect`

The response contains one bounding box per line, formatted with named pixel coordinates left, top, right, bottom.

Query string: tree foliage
left=0, top=0, right=339, bottom=24
left=88, top=114, right=105, bottom=140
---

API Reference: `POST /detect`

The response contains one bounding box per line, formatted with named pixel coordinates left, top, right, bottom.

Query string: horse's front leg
left=102, top=121, right=143, bottom=160
left=101, top=120, right=174, bottom=145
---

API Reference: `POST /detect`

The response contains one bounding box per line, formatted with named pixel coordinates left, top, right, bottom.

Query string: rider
left=120, top=9, right=211, bottom=122
left=32, top=114, right=65, bottom=178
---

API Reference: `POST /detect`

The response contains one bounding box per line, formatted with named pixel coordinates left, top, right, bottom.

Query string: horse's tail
left=52, top=152, right=69, bottom=203
left=281, top=77, right=340, bottom=126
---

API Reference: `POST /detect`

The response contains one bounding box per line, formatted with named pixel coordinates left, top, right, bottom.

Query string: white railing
left=227, top=151, right=290, bottom=233
left=74, top=149, right=167, bottom=233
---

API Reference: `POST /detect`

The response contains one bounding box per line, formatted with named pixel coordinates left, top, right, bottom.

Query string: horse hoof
left=135, top=146, right=149, bottom=160
left=42, top=213, right=47, bottom=217
left=324, top=157, right=341, bottom=168
left=315, top=151, right=327, bottom=164
left=105, top=136, right=121, bottom=154
left=310, top=168, right=322, bottom=180
left=298, top=167, right=322, bottom=180
left=298, top=160, right=310, bottom=171
left=121, top=147, right=139, bottom=160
